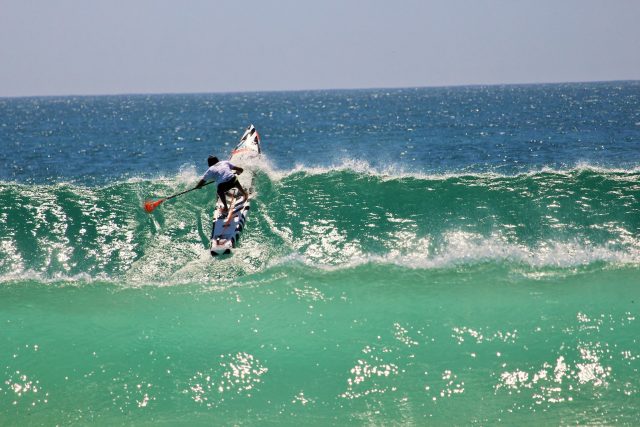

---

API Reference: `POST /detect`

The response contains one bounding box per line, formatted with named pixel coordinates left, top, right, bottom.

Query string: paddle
left=144, top=180, right=215, bottom=213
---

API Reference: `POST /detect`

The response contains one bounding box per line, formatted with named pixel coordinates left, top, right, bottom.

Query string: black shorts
left=217, top=177, right=238, bottom=194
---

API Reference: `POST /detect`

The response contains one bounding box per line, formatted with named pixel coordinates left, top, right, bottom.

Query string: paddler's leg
left=217, top=181, right=232, bottom=212
left=233, top=180, right=249, bottom=200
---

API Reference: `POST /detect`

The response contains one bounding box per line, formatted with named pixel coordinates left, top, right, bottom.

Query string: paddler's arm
left=196, top=178, right=207, bottom=188
left=232, top=166, right=244, bottom=175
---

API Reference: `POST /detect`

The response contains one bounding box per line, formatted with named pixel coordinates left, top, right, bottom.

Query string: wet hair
left=207, top=156, right=219, bottom=166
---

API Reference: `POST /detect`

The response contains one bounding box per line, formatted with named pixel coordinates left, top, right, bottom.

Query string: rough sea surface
left=1, top=82, right=639, bottom=425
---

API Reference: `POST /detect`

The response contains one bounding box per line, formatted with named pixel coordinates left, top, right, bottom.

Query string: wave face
left=1, top=166, right=638, bottom=282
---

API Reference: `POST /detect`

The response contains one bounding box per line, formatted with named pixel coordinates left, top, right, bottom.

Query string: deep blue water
left=2, top=82, right=639, bottom=185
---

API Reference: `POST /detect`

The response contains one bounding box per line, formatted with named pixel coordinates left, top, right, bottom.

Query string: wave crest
left=258, top=158, right=640, bottom=182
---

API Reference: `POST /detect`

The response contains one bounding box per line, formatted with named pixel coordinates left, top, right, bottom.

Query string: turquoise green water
left=2, top=264, right=638, bottom=425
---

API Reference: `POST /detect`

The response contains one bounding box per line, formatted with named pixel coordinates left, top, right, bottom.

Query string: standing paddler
left=196, top=155, right=248, bottom=215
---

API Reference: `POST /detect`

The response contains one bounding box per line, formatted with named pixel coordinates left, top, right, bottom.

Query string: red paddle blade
left=144, top=198, right=165, bottom=213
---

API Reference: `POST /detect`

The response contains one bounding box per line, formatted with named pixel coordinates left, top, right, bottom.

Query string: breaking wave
left=0, top=164, right=638, bottom=284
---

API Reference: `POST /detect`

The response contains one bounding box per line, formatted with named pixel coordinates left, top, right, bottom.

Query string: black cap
left=207, top=156, right=219, bottom=166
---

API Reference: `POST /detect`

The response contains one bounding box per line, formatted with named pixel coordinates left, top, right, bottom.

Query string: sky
left=1, top=0, right=639, bottom=97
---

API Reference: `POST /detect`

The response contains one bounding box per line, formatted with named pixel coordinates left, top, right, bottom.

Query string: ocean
left=1, top=82, right=639, bottom=425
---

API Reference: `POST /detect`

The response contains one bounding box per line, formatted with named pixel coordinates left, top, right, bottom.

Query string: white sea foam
left=270, top=230, right=640, bottom=272
left=11, top=157, right=632, bottom=189
left=2, top=233, right=638, bottom=287
left=248, top=157, right=640, bottom=183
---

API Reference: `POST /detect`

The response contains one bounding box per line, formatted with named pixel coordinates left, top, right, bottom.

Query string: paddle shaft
left=165, top=180, right=215, bottom=201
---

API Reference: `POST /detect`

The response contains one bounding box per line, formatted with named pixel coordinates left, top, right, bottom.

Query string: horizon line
left=1, top=79, right=638, bottom=100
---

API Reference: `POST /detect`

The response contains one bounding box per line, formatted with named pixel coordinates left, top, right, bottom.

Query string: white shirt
left=201, top=161, right=236, bottom=185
